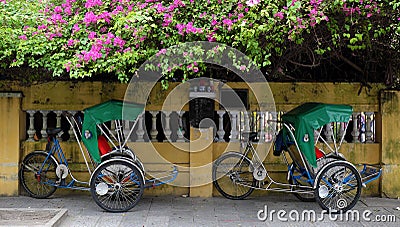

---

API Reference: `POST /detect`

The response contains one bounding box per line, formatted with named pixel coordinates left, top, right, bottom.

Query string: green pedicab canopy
left=82, top=100, right=145, bottom=163
left=281, top=103, right=353, bottom=168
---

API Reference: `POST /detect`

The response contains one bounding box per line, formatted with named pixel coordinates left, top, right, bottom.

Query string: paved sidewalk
left=0, top=193, right=399, bottom=226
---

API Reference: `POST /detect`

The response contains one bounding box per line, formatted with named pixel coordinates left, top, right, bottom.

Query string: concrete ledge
left=0, top=208, right=68, bottom=227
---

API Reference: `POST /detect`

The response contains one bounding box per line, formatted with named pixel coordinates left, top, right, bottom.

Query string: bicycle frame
left=235, top=122, right=315, bottom=195
left=36, top=113, right=99, bottom=191
left=43, top=136, right=92, bottom=191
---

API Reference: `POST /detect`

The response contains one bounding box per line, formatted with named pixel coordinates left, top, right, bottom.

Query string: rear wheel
left=19, top=152, right=58, bottom=198
left=212, top=152, right=255, bottom=200
left=90, top=159, right=144, bottom=212
left=314, top=161, right=362, bottom=213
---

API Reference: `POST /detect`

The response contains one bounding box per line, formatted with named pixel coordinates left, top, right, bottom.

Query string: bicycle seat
left=248, top=132, right=258, bottom=142
left=46, top=128, right=63, bottom=137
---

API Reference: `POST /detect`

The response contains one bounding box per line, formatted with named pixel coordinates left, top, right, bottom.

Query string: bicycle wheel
left=19, top=151, right=58, bottom=198
left=212, top=152, right=255, bottom=200
left=314, top=161, right=362, bottom=213
left=90, top=159, right=144, bottom=212
left=288, top=163, right=315, bottom=202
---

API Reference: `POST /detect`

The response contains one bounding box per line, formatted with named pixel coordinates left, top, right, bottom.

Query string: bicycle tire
left=212, top=152, right=255, bottom=200
left=314, top=161, right=362, bottom=213
left=90, top=159, right=144, bottom=212
left=19, top=151, right=58, bottom=198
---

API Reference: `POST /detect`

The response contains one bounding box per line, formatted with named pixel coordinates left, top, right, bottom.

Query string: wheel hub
left=253, top=167, right=267, bottom=181
left=35, top=173, right=41, bottom=182
left=114, top=183, right=121, bottom=191
left=334, top=184, right=343, bottom=193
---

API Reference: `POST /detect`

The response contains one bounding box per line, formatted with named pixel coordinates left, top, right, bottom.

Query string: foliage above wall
left=0, top=0, right=399, bottom=85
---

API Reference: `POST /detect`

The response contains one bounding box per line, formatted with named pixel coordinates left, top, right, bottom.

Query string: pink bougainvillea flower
left=69, top=39, right=78, bottom=46
left=88, top=31, right=96, bottom=39
left=54, top=6, right=63, bottom=13
left=84, top=11, right=98, bottom=25
left=38, top=24, right=47, bottom=30
left=309, top=8, right=317, bottom=16
left=64, top=7, right=72, bottom=15
left=155, top=3, right=166, bottom=13
left=207, top=32, right=216, bottom=42
left=156, top=48, right=167, bottom=56
left=186, top=22, right=195, bottom=33
left=176, top=24, right=185, bottom=35
left=246, top=0, right=260, bottom=7
left=18, top=35, right=27, bottom=40
left=113, top=36, right=125, bottom=48
left=85, top=0, right=103, bottom=8
left=115, top=5, right=123, bottom=11
left=99, top=12, right=111, bottom=23
left=222, top=18, right=232, bottom=26
left=274, top=12, right=284, bottom=20
left=107, top=32, right=115, bottom=39
left=64, top=62, right=71, bottom=72
left=103, top=36, right=111, bottom=45
left=72, top=24, right=80, bottom=33
left=162, top=13, right=173, bottom=27
left=51, top=14, right=63, bottom=23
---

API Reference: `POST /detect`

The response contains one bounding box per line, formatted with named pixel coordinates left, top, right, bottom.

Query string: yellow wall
left=0, top=93, right=23, bottom=196
left=2, top=81, right=384, bottom=111
left=379, top=91, right=400, bottom=197
left=0, top=81, right=395, bottom=197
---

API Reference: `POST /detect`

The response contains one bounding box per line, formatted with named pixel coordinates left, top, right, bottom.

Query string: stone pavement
left=0, top=193, right=399, bottom=226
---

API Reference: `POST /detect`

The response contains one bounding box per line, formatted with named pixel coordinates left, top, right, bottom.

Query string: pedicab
left=213, top=102, right=381, bottom=212
left=19, top=100, right=178, bottom=212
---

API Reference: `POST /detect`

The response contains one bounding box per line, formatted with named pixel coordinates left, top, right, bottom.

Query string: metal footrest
left=358, top=164, right=381, bottom=186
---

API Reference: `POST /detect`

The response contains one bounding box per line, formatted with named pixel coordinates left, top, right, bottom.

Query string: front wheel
left=19, top=151, right=58, bottom=198
left=90, top=159, right=144, bottom=212
left=314, top=161, right=362, bottom=213
left=212, top=152, right=255, bottom=200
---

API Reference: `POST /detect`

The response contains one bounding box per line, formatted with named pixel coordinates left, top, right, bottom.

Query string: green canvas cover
left=82, top=100, right=145, bottom=163
left=281, top=102, right=353, bottom=167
